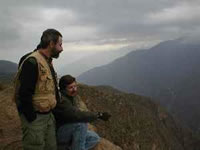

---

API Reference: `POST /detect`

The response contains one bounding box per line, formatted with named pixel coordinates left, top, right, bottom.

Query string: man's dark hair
left=36, top=43, right=42, bottom=50
left=40, top=29, right=62, bottom=49
left=59, top=75, right=76, bottom=91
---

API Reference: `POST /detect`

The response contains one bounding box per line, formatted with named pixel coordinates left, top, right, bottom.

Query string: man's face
left=51, top=36, right=63, bottom=58
left=66, top=81, right=78, bottom=97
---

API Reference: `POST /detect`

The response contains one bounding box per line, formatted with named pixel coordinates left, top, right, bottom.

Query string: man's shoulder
left=56, top=95, right=73, bottom=109
left=19, top=52, right=38, bottom=67
left=61, top=95, right=71, bottom=101
left=26, top=57, right=37, bottom=65
left=74, top=95, right=88, bottom=111
left=21, top=57, right=38, bottom=68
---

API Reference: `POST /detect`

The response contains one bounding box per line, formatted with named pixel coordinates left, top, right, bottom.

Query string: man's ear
left=49, top=41, right=55, bottom=48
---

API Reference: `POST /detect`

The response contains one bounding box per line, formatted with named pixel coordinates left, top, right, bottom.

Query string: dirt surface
left=0, top=86, right=22, bottom=150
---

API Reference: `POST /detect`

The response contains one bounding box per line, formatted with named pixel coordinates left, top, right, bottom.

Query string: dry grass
left=0, top=86, right=22, bottom=150
left=78, top=84, right=200, bottom=150
left=0, top=83, right=199, bottom=150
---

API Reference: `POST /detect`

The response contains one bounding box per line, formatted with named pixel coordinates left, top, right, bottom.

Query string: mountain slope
left=0, top=60, right=17, bottom=74
left=0, top=83, right=199, bottom=150
left=0, top=60, right=17, bottom=82
left=78, top=38, right=200, bottom=132
left=78, top=84, right=199, bottom=150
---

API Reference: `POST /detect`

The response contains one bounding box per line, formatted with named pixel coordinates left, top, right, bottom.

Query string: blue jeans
left=57, top=123, right=100, bottom=150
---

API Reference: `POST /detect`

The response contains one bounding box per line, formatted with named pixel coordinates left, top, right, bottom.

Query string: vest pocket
left=38, top=76, right=47, bottom=92
left=46, top=76, right=54, bottom=92
left=39, top=74, right=54, bottom=92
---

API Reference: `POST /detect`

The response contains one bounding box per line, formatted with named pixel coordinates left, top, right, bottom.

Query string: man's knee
left=88, top=130, right=101, bottom=143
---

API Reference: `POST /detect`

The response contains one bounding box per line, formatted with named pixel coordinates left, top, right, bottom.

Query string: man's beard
left=71, top=91, right=78, bottom=96
left=51, top=47, right=60, bottom=58
left=67, top=90, right=78, bottom=97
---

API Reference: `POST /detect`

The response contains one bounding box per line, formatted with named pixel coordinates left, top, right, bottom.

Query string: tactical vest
left=14, top=51, right=57, bottom=112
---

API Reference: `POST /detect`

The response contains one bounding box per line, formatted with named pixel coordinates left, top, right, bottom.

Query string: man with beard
left=54, top=75, right=111, bottom=150
left=13, top=29, right=63, bottom=150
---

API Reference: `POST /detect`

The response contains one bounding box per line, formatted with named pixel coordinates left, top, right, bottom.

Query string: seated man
left=53, top=75, right=111, bottom=150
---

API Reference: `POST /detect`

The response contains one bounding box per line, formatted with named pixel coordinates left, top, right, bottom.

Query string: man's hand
left=97, top=112, right=111, bottom=121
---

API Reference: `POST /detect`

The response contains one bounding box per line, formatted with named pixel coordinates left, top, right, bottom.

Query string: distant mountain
left=0, top=83, right=199, bottom=150
left=0, top=60, right=17, bottom=73
left=58, top=46, right=134, bottom=77
left=78, top=38, right=200, bottom=132
left=0, top=60, right=17, bottom=82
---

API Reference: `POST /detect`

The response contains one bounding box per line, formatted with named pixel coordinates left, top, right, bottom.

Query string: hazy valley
left=78, top=37, right=200, bottom=133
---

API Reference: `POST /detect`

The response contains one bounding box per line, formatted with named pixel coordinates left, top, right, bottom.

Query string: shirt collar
left=61, top=90, right=74, bottom=100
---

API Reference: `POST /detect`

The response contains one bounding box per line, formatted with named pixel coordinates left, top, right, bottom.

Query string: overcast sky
left=0, top=0, right=200, bottom=68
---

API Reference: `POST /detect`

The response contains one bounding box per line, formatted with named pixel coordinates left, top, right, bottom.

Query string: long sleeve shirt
left=53, top=93, right=98, bottom=128
left=18, top=57, right=38, bottom=122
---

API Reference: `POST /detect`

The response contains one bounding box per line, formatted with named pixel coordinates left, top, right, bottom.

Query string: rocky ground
left=0, top=86, right=22, bottom=150
left=0, top=83, right=200, bottom=150
left=0, top=84, right=121, bottom=150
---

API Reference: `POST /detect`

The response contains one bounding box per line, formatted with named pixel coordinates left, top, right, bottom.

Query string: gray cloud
left=0, top=0, right=200, bottom=63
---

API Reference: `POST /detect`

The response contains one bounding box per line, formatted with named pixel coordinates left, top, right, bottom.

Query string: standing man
left=14, top=29, right=63, bottom=150
left=54, top=75, right=111, bottom=150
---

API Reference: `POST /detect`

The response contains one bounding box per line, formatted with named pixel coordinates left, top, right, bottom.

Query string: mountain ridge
left=78, top=38, right=200, bottom=132
left=0, top=60, right=17, bottom=74
left=58, top=46, right=134, bottom=77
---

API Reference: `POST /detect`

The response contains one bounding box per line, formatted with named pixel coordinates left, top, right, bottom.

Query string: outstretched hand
left=98, top=112, right=111, bottom=121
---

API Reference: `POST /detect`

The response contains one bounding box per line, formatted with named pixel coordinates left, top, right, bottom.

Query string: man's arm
left=18, top=57, right=38, bottom=122
left=53, top=98, right=99, bottom=123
